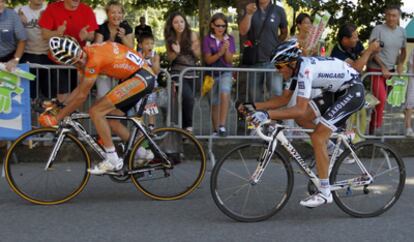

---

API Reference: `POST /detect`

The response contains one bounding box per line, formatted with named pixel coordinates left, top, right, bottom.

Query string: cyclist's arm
left=56, top=76, right=96, bottom=121
left=255, top=89, right=293, bottom=110
left=267, top=96, right=309, bottom=120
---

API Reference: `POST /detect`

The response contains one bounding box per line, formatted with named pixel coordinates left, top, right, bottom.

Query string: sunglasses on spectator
left=214, top=23, right=227, bottom=28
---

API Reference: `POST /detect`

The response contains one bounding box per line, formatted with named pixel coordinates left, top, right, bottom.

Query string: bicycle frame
left=44, top=112, right=172, bottom=172
left=251, top=121, right=374, bottom=192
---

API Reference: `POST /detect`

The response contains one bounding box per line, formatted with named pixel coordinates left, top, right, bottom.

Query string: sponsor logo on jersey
left=317, top=73, right=345, bottom=79
left=113, top=63, right=135, bottom=71
left=298, top=81, right=305, bottom=89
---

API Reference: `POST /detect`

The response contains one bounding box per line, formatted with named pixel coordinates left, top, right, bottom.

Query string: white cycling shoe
left=88, top=158, right=123, bottom=175
left=134, top=147, right=155, bottom=167
left=300, top=192, right=333, bottom=208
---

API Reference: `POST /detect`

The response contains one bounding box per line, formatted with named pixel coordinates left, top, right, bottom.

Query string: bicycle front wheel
left=210, top=143, right=293, bottom=222
left=129, top=127, right=206, bottom=200
left=331, top=141, right=406, bottom=217
left=4, top=128, right=91, bottom=205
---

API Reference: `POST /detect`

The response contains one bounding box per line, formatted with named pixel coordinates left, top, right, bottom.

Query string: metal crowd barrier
left=176, top=66, right=285, bottom=164
left=355, top=72, right=414, bottom=140
left=176, top=67, right=414, bottom=164
left=23, top=64, right=172, bottom=134
left=3, top=64, right=414, bottom=165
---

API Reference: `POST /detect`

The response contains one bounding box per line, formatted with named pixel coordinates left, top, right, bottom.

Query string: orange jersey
left=81, top=42, right=154, bottom=80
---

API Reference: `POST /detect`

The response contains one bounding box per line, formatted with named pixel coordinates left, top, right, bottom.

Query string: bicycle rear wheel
left=330, top=141, right=405, bottom=217
left=4, top=128, right=91, bottom=205
left=210, top=143, right=293, bottom=222
left=129, top=127, right=206, bottom=200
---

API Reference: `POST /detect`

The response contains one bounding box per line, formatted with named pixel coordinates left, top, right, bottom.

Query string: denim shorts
left=210, top=72, right=233, bottom=105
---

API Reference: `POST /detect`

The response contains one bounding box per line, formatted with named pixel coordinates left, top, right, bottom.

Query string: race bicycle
left=4, top=95, right=206, bottom=205
left=210, top=116, right=406, bottom=222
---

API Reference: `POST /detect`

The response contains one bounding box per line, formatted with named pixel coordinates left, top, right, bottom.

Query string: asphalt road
left=0, top=158, right=413, bottom=242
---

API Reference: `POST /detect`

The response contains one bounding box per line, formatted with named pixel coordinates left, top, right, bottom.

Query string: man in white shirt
left=16, top=0, right=52, bottom=99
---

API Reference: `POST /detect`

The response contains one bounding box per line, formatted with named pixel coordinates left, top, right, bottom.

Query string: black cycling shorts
left=106, top=68, right=155, bottom=114
left=309, top=82, right=365, bottom=131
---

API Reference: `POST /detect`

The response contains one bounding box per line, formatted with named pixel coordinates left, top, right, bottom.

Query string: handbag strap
left=255, top=4, right=275, bottom=44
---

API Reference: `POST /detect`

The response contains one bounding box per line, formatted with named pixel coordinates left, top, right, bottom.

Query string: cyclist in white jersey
left=238, top=39, right=365, bottom=208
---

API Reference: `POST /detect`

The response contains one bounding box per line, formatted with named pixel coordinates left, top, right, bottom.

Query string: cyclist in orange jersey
left=40, top=36, right=156, bottom=174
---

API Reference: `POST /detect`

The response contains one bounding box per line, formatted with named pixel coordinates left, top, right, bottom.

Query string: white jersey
left=289, top=57, right=360, bottom=98
left=15, top=4, right=48, bottom=55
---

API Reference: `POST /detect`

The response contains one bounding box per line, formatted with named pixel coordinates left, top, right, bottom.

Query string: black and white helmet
left=49, top=36, right=82, bottom=65
left=270, top=38, right=302, bottom=66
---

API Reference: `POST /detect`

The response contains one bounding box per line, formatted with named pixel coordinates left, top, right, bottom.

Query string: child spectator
left=138, top=33, right=160, bottom=130
left=202, top=13, right=235, bottom=136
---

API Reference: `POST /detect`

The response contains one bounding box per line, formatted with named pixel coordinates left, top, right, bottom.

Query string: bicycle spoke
left=331, top=141, right=405, bottom=217
left=221, top=167, right=250, bottom=182
left=241, top=185, right=252, bottom=216
left=211, top=143, right=292, bottom=222
left=221, top=183, right=250, bottom=203
left=5, top=128, right=90, bottom=205
left=239, top=150, right=252, bottom=178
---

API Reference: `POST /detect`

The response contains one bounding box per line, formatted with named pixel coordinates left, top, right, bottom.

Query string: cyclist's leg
left=301, top=83, right=365, bottom=207
left=310, top=125, right=332, bottom=180
left=95, top=70, right=154, bottom=148
left=90, top=98, right=118, bottom=147
left=294, top=104, right=317, bottom=129
left=89, top=96, right=123, bottom=173
left=89, top=69, right=155, bottom=173
left=107, top=109, right=130, bottom=142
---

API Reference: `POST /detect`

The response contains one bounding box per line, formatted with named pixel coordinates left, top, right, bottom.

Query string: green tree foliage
left=292, top=0, right=411, bottom=42
left=6, top=0, right=412, bottom=47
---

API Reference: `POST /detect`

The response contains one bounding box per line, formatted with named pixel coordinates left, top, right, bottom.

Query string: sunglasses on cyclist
left=275, top=63, right=289, bottom=70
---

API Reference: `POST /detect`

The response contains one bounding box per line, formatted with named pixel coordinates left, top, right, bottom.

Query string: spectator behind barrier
left=94, top=0, right=133, bottom=99
left=367, top=5, right=407, bottom=135
left=134, top=16, right=152, bottom=49
left=138, top=33, right=161, bottom=130
left=331, top=23, right=381, bottom=141
left=404, top=50, right=414, bottom=137
left=202, top=12, right=236, bottom=136
left=239, top=0, right=288, bottom=102
left=38, top=0, right=98, bottom=103
left=0, top=0, right=27, bottom=71
left=331, top=23, right=381, bottom=73
left=290, top=13, right=318, bottom=57
left=16, top=0, right=56, bottom=99
left=164, top=11, right=201, bottom=133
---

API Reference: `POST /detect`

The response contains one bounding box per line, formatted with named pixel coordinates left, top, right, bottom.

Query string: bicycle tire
left=210, top=143, right=294, bottom=222
left=5, top=128, right=91, bottom=205
left=330, top=140, right=406, bottom=217
left=129, top=127, right=206, bottom=200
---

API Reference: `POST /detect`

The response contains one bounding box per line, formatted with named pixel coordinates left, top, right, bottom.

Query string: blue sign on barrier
left=0, top=64, right=32, bottom=140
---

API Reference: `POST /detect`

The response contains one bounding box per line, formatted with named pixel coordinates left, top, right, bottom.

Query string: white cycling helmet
left=270, top=38, right=302, bottom=66
left=49, top=36, right=82, bottom=65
